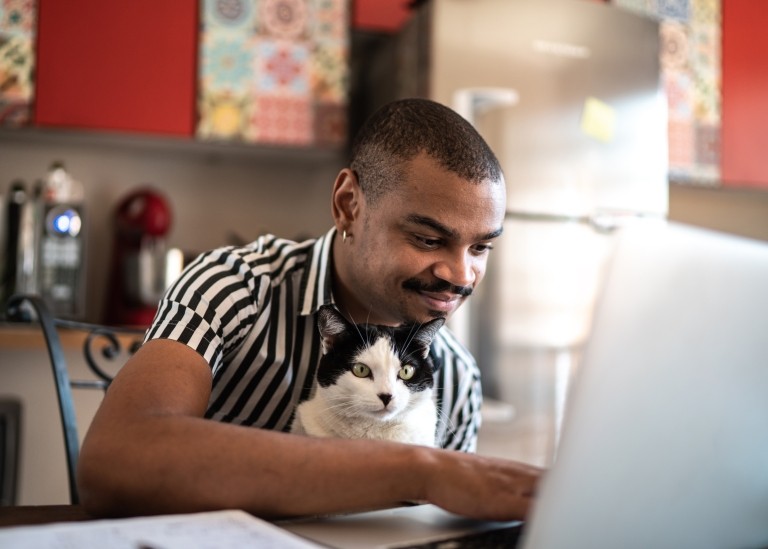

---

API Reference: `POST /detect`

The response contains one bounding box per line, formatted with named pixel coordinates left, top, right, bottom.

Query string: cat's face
left=314, top=305, right=444, bottom=420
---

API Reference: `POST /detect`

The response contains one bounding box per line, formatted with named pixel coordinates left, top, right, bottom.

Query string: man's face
left=344, top=152, right=506, bottom=326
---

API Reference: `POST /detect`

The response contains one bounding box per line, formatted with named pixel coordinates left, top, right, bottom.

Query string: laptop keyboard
left=391, top=523, right=524, bottom=549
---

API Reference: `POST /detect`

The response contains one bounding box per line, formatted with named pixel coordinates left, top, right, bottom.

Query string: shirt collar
left=298, top=227, right=337, bottom=316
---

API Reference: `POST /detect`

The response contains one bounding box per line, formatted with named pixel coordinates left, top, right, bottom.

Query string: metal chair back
left=5, top=294, right=145, bottom=504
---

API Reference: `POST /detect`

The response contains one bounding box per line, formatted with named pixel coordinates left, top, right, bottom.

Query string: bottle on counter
left=16, top=180, right=42, bottom=297
left=0, top=180, right=28, bottom=312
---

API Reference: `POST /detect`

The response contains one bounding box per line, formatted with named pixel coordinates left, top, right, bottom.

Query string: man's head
left=349, top=98, right=504, bottom=207
left=331, top=98, right=506, bottom=327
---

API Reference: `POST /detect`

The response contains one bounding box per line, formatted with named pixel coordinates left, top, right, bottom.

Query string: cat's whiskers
left=323, top=398, right=390, bottom=420
left=399, top=322, right=422, bottom=357
left=346, top=309, right=375, bottom=351
left=397, top=321, right=433, bottom=367
left=321, top=399, right=366, bottom=418
left=431, top=383, right=457, bottom=435
left=322, top=388, right=401, bottom=415
left=322, top=392, right=376, bottom=411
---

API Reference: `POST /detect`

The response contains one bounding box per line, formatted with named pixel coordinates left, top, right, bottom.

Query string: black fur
left=315, top=305, right=444, bottom=392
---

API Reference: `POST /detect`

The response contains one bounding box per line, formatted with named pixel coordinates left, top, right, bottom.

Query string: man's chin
left=402, top=305, right=451, bottom=325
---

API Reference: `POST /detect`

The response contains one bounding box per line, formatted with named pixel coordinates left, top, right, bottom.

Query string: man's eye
left=415, top=236, right=441, bottom=249
left=472, top=243, right=494, bottom=254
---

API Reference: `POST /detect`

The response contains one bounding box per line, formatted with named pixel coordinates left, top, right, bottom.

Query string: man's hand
left=419, top=449, right=542, bottom=521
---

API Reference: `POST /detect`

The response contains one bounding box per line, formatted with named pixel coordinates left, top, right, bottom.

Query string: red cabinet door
left=721, top=0, right=768, bottom=188
left=34, top=0, right=198, bottom=137
left=353, top=0, right=412, bottom=32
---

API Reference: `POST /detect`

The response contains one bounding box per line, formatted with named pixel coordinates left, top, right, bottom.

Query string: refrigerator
left=363, top=0, right=668, bottom=466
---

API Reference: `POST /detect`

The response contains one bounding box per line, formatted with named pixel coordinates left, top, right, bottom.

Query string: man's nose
left=433, top=250, right=476, bottom=289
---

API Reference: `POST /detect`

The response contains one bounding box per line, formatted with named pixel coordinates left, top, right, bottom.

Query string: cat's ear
left=412, top=317, right=445, bottom=358
left=317, top=305, right=351, bottom=354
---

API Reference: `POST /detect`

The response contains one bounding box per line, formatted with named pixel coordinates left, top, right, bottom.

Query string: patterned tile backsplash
left=613, top=0, right=721, bottom=185
left=0, top=0, right=37, bottom=127
left=197, top=0, right=349, bottom=147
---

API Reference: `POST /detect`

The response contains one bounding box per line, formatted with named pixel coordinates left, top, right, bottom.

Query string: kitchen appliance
left=37, top=162, right=86, bottom=319
left=1, top=163, right=87, bottom=320
left=367, top=0, right=668, bottom=466
left=105, top=188, right=172, bottom=326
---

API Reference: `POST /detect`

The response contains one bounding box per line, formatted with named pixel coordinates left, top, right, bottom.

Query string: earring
left=342, top=230, right=347, bottom=243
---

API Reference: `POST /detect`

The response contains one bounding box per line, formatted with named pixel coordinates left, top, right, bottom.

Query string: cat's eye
left=399, top=365, right=416, bottom=380
left=352, top=363, right=371, bottom=378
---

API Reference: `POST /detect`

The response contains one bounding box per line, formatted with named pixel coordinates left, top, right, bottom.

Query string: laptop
left=283, top=221, right=768, bottom=549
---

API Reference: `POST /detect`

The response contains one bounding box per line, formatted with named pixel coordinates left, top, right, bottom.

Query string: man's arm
left=77, top=339, right=540, bottom=521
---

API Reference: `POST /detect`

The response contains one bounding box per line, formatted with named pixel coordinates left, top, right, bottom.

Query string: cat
left=291, top=305, right=445, bottom=447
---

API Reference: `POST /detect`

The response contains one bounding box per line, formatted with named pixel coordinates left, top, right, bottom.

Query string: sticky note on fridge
left=581, top=96, right=616, bottom=142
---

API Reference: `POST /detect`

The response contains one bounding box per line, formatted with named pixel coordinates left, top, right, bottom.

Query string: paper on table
left=0, top=509, right=323, bottom=549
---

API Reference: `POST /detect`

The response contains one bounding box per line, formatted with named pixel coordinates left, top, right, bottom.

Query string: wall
left=668, top=184, right=768, bottom=242
left=0, top=131, right=345, bottom=322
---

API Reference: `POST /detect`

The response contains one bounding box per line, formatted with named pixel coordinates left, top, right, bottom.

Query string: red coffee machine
left=105, top=188, right=172, bottom=326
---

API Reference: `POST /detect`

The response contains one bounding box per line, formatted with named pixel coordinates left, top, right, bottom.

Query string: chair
left=5, top=293, right=146, bottom=505
left=0, top=397, right=21, bottom=506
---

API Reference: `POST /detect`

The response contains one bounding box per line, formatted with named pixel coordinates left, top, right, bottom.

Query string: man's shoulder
left=197, top=234, right=319, bottom=274
left=432, top=326, right=478, bottom=373
left=228, top=234, right=317, bottom=259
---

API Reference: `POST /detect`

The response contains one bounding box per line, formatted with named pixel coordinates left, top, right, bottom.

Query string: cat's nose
left=378, top=393, right=392, bottom=406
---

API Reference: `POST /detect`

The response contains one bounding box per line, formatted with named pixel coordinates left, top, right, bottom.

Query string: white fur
left=292, top=337, right=438, bottom=447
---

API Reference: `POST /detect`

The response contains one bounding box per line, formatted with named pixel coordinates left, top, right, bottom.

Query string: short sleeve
left=144, top=246, right=263, bottom=374
left=431, top=329, right=483, bottom=452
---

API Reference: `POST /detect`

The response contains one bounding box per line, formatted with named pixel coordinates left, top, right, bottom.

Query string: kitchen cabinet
left=6, top=0, right=417, bottom=146
left=34, top=0, right=198, bottom=137
left=353, top=0, right=413, bottom=32
left=32, top=0, right=350, bottom=147
left=720, top=0, right=768, bottom=189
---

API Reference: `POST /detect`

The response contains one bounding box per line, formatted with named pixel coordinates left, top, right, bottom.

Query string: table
left=0, top=505, right=92, bottom=528
left=0, top=503, right=524, bottom=549
left=0, top=506, right=328, bottom=548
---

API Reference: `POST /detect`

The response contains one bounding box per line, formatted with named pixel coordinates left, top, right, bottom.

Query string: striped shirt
left=145, top=227, right=483, bottom=451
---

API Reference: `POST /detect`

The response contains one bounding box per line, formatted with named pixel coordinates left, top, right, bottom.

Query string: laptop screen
left=521, top=222, right=768, bottom=549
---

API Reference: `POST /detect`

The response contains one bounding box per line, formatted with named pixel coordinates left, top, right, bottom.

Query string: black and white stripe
left=145, top=228, right=483, bottom=451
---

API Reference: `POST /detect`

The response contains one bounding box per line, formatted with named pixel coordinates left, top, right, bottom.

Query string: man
left=78, top=98, right=541, bottom=520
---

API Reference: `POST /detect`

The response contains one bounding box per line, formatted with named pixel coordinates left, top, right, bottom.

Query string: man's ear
left=331, top=168, right=362, bottom=232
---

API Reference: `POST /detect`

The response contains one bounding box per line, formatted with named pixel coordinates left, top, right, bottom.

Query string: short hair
left=349, top=98, right=504, bottom=206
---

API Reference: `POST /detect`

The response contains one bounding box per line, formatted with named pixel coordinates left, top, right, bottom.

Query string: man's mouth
left=418, top=290, right=462, bottom=313
left=402, top=278, right=472, bottom=297
left=402, top=279, right=472, bottom=316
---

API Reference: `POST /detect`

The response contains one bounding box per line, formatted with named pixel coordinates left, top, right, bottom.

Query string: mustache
left=402, top=278, right=473, bottom=297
